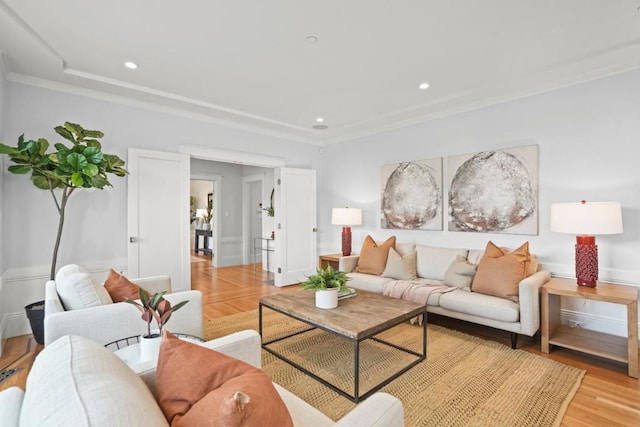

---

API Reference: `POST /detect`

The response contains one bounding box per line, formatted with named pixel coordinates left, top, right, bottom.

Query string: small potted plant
left=302, top=265, right=351, bottom=309
left=126, top=289, right=189, bottom=362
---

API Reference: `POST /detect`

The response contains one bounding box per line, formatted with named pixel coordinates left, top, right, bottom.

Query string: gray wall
left=1, top=81, right=319, bottom=337
left=0, top=66, right=6, bottom=351
left=319, top=67, right=640, bottom=338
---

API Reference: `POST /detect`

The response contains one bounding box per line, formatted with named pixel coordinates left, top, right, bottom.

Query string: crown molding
left=6, top=72, right=319, bottom=145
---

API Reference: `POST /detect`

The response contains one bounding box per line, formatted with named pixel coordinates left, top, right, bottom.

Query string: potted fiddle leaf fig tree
left=0, top=122, right=128, bottom=344
left=302, top=265, right=351, bottom=309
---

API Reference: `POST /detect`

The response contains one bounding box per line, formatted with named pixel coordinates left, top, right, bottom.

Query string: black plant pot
left=25, top=300, right=45, bottom=345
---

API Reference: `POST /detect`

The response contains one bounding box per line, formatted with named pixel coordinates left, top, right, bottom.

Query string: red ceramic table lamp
left=331, top=207, right=362, bottom=256
left=550, top=201, right=623, bottom=287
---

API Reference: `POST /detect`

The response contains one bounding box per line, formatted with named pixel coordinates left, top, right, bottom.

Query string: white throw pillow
left=416, top=245, right=469, bottom=280
left=56, top=268, right=113, bottom=311
left=382, top=248, right=417, bottom=280
left=20, top=335, right=168, bottom=426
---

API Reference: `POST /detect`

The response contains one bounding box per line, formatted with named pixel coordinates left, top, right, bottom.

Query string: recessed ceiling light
left=124, top=62, right=138, bottom=70
left=419, top=82, right=430, bottom=90
left=313, top=124, right=328, bottom=130
left=306, top=35, right=318, bottom=43
left=315, top=117, right=324, bottom=123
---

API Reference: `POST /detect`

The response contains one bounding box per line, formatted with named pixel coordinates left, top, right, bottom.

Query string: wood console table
left=194, top=229, right=213, bottom=256
left=541, top=277, right=638, bottom=378
left=318, top=253, right=342, bottom=270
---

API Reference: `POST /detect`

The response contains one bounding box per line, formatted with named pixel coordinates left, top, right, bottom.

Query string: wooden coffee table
left=259, top=289, right=427, bottom=402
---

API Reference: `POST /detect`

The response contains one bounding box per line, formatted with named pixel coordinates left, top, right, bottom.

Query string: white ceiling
left=1, top=1, right=640, bottom=145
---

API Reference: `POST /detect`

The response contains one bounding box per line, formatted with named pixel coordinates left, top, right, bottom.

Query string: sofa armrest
left=334, top=392, right=404, bottom=427
left=518, top=270, right=551, bottom=336
left=200, top=329, right=262, bottom=368
left=339, top=255, right=360, bottom=273
left=137, top=329, right=262, bottom=397
left=0, top=387, right=24, bottom=427
left=44, top=290, right=203, bottom=346
left=45, top=280, right=65, bottom=316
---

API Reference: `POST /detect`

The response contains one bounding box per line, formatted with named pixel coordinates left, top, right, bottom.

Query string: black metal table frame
left=259, top=303, right=427, bottom=403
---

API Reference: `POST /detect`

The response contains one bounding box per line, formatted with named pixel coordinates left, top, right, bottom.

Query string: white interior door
left=128, top=148, right=191, bottom=291
left=274, top=168, right=317, bottom=287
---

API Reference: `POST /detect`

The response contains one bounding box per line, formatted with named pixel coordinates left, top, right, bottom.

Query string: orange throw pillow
left=471, top=241, right=531, bottom=303
left=156, top=331, right=293, bottom=427
left=355, top=235, right=396, bottom=275
left=104, top=269, right=143, bottom=302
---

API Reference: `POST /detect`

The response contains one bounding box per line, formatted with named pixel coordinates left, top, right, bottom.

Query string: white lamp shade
left=550, top=202, right=623, bottom=235
left=331, top=208, right=362, bottom=226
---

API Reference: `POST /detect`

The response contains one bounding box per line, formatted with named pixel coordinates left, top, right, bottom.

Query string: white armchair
left=44, top=274, right=203, bottom=346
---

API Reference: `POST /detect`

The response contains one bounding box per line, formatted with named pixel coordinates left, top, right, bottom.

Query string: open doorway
left=190, top=178, right=214, bottom=265
left=190, top=175, right=221, bottom=268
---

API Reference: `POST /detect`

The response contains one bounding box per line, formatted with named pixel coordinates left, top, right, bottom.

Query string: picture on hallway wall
left=381, top=158, right=443, bottom=230
left=448, top=144, right=538, bottom=235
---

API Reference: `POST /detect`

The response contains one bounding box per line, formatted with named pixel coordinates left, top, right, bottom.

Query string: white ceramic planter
left=140, top=330, right=161, bottom=363
left=315, top=288, right=339, bottom=309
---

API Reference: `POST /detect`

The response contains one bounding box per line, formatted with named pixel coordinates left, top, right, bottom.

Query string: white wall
left=320, top=67, right=640, bottom=340
left=2, top=81, right=319, bottom=337
left=0, top=65, right=6, bottom=353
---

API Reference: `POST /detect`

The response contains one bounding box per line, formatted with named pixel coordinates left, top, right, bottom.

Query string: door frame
left=181, top=145, right=285, bottom=268
left=191, top=174, right=222, bottom=268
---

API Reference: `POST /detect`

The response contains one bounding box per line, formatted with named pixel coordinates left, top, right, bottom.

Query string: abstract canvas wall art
left=381, top=158, right=443, bottom=230
left=448, top=145, right=538, bottom=235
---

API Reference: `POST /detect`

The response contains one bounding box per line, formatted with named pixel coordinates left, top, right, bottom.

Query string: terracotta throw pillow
left=355, top=235, right=396, bottom=275
left=104, top=269, right=143, bottom=302
left=156, top=331, right=293, bottom=427
left=471, top=241, right=531, bottom=303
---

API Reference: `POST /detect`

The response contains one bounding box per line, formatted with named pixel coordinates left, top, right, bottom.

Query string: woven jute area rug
left=204, top=309, right=585, bottom=427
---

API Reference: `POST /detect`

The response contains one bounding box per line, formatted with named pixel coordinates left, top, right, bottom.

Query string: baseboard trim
left=560, top=308, right=639, bottom=348
left=2, top=260, right=127, bottom=339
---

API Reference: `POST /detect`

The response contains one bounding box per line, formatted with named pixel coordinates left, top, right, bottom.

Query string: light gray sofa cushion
left=20, top=335, right=169, bottom=426
left=439, top=290, right=520, bottom=322
left=347, top=272, right=391, bottom=294
left=416, top=245, right=469, bottom=280
left=0, top=387, right=23, bottom=427
left=56, top=271, right=113, bottom=310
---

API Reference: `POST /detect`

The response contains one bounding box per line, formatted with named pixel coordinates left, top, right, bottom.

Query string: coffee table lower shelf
left=259, top=304, right=426, bottom=403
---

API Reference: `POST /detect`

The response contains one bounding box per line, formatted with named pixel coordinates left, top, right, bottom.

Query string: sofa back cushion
left=416, top=245, right=469, bottom=280
left=355, top=235, right=396, bottom=275
left=471, top=241, right=531, bottom=302
left=20, top=335, right=168, bottom=426
left=395, top=243, right=416, bottom=257
left=55, top=264, right=113, bottom=310
left=156, top=331, right=293, bottom=427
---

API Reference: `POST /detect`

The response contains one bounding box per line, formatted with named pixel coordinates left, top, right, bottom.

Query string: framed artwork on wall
left=447, top=144, right=538, bottom=235
left=381, top=158, right=443, bottom=230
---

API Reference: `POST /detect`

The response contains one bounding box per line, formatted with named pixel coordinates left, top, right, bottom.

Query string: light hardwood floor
left=1, top=256, right=639, bottom=426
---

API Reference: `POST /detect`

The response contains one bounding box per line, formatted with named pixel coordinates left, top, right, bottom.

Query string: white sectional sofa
left=0, top=332, right=404, bottom=427
left=340, top=243, right=550, bottom=348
